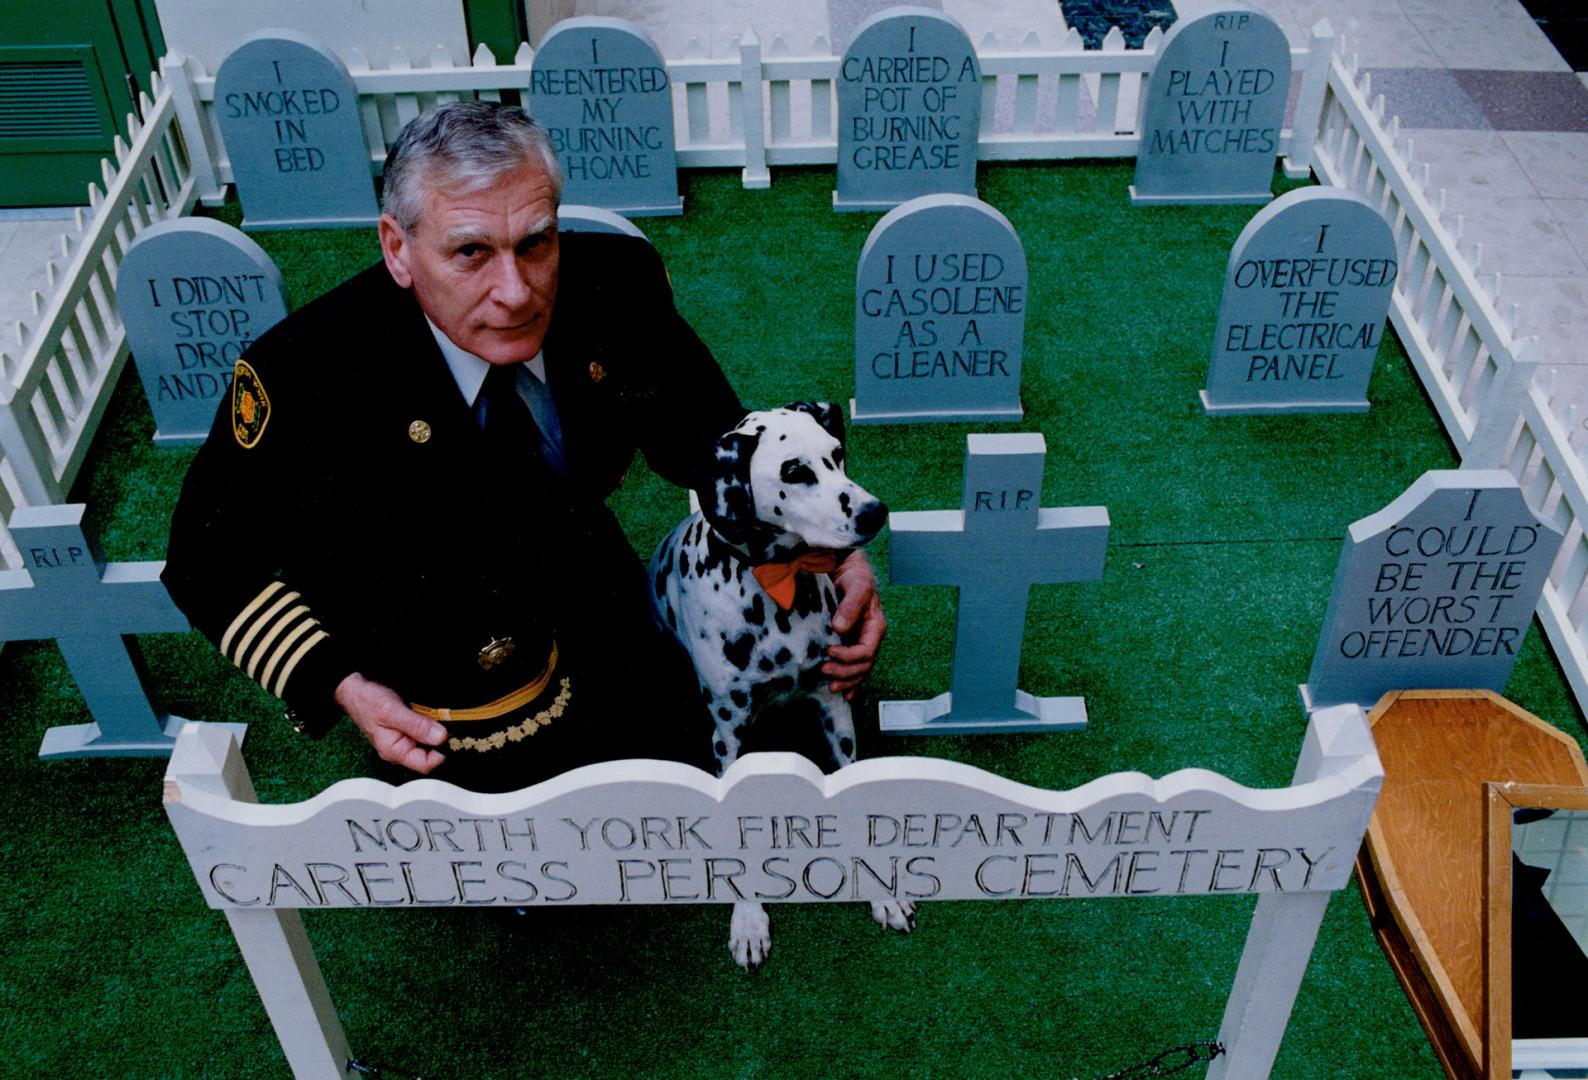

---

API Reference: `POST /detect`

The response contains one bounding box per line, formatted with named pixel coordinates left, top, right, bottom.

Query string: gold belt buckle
left=478, top=636, right=516, bottom=671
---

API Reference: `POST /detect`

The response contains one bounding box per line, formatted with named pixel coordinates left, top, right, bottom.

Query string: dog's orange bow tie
left=751, top=551, right=844, bottom=610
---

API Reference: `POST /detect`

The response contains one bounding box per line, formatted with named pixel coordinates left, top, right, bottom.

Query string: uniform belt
left=411, top=640, right=559, bottom=723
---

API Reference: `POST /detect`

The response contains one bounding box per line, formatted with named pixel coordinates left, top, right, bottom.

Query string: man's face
left=379, top=161, right=560, bottom=365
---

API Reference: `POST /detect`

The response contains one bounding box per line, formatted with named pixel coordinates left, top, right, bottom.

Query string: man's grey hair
left=382, top=101, right=563, bottom=232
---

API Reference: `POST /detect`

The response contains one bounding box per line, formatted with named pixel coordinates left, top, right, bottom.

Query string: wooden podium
left=1356, top=690, right=1588, bottom=1079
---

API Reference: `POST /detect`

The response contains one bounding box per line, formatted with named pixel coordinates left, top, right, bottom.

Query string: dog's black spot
left=755, top=425, right=765, bottom=433
left=654, top=567, right=667, bottom=598
left=712, top=582, right=720, bottom=592
left=823, top=716, right=835, bottom=731
left=695, top=558, right=706, bottom=576
left=665, top=601, right=676, bottom=629
left=701, top=687, right=714, bottom=704
left=839, top=736, right=854, bottom=758
left=775, top=607, right=793, bottom=634
left=793, top=580, right=822, bottom=617
left=766, top=676, right=795, bottom=696
left=780, top=460, right=817, bottom=486
left=717, top=710, right=730, bottom=723
left=822, top=457, right=833, bottom=470
left=744, top=594, right=765, bottom=625
left=838, top=491, right=852, bottom=518
left=778, top=490, right=786, bottom=499
left=678, top=549, right=689, bottom=577
left=758, top=657, right=774, bottom=673
left=723, top=632, right=755, bottom=671
left=779, top=433, right=786, bottom=441
left=807, top=641, right=823, bottom=660
left=715, top=739, right=728, bottom=756
left=730, top=689, right=748, bottom=707
left=823, top=586, right=838, bottom=615
left=772, top=506, right=782, bottom=516
left=774, top=646, right=792, bottom=665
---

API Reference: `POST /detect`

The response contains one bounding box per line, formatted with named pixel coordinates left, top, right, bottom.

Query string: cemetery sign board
left=167, top=723, right=1380, bottom=910
left=835, top=8, right=982, bottom=211
left=118, top=218, right=289, bottom=444
left=1303, top=471, right=1564, bottom=711
left=529, top=18, right=683, bottom=216
left=1131, top=9, right=1290, bottom=206
left=1201, top=187, right=1397, bottom=415
left=852, top=194, right=1026, bottom=424
left=213, top=30, right=379, bottom=230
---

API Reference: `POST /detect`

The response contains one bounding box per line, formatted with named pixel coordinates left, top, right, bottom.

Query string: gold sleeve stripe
left=244, top=605, right=313, bottom=680
left=270, top=629, right=329, bottom=699
left=256, top=617, right=318, bottom=691
left=220, top=581, right=287, bottom=656
left=231, top=592, right=304, bottom=669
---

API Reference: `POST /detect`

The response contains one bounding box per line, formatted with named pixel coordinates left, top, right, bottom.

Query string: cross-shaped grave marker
left=0, top=504, right=245, bottom=758
left=882, top=433, right=1109, bottom=733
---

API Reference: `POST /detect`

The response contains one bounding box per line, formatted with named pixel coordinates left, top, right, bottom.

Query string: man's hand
left=334, top=672, right=448, bottom=774
left=824, top=550, right=887, bottom=699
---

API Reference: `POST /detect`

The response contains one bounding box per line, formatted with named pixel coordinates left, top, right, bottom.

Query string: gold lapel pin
left=408, top=420, right=432, bottom=444
left=589, top=360, right=605, bottom=383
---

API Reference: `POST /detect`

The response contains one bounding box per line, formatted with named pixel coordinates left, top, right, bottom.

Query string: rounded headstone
left=556, top=204, right=647, bottom=239
left=1201, top=187, right=1397, bottom=414
left=117, top=218, right=289, bottom=445
left=835, top=7, right=982, bottom=212
left=213, top=30, right=379, bottom=230
left=1130, top=8, right=1290, bottom=206
left=852, top=194, right=1025, bottom=424
left=1305, top=471, right=1564, bottom=710
left=529, top=18, right=682, bottom=217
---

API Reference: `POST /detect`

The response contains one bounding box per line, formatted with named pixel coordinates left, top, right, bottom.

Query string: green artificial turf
left=5, top=160, right=1583, bottom=1078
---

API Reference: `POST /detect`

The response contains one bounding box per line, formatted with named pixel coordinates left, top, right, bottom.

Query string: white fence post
left=162, top=53, right=225, bottom=206
left=738, top=31, right=770, bottom=189
left=165, top=726, right=352, bottom=1079
left=1284, top=20, right=1334, bottom=179
left=1468, top=337, right=1539, bottom=468
left=1207, top=704, right=1380, bottom=1079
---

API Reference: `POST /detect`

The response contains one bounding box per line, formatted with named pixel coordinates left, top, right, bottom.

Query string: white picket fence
left=3, top=24, right=1586, bottom=715
left=1308, top=37, right=1588, bottom=711
left=0, top=70, right=198, bottom=516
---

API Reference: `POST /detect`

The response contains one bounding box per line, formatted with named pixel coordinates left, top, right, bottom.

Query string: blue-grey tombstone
left=1302, top=471, right=1563, bottom=712
left=0, top=504, right=246, bottom=758
left=852, top=194, right=1025, bottom=424
left=213, top=30, right=379, bottom=230
left=1130, top=8, right=1290, bottom=206
left=1202, top=188, right=1396, bottom=414
left=529, top=18, right=682, bottom=217
left=835, top=7, right=982, bottom=212
left=118, top=218, right=289, bottom=444
left=557, top=204, right=647, bottom=238
left=883, top=433, right=1109, bottom=733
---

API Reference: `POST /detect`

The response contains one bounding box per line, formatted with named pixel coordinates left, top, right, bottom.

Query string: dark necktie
left=476, top=364, right=566, bottom=474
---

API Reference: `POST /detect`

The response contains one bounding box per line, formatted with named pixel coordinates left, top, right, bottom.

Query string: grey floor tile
left=1505, top=275, right=1588, bottom=368
left=1367, top=68, right=1491, bottom=130
left=1419, top=14, right=1572, bottom=72
left=1443, top=192, right=1586, bottom=277
left=1547, top=199, right=1588, bottom=264
left=1287, top=6, right=1441, bottom=68
left=1501, top=132, right=1588, bottom=198
left=1453, top=70, right=1588, bottom=133
left=1402, top=0, right=1531, bottom=16
left=1398, top=129, right=1539, bottom=197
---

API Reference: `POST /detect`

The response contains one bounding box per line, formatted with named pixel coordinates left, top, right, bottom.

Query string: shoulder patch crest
left=232, top=360, right=270, bottom=449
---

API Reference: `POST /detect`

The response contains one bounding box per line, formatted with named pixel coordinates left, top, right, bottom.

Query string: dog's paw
left=870, top=898, right=916, bottom=933
left=729, top=901, right=772, bottom=970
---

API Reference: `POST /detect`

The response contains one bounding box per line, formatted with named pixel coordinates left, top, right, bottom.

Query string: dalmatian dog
left=650, top=401, right=914, bottom=968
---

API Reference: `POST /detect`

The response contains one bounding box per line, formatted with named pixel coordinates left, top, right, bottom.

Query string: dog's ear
left=786, top=400, right=845, bottom=446
left=702, top=428, right=760, bottom=545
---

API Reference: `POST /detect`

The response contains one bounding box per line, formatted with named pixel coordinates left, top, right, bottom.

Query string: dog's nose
left=854, top=500, right=888, bottom=541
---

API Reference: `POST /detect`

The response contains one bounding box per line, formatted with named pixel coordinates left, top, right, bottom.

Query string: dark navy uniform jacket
left=163, top=231, right=744, bottom=754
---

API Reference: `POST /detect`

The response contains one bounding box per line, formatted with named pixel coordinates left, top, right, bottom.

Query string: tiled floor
left=0, top=0, right=1583, bottom=425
